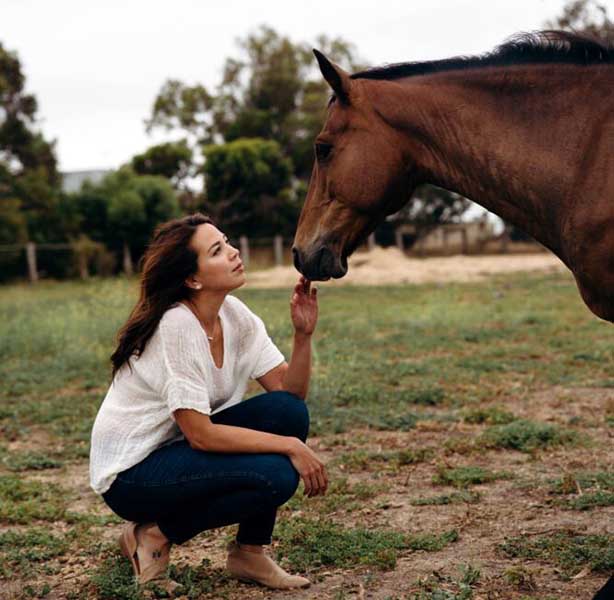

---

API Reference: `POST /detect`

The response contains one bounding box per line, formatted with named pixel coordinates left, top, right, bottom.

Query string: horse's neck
left=384, top=66, right=606, bottom=261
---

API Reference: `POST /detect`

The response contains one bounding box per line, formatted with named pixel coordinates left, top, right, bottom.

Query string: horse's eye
left=315, top=142, right=333, bottom=162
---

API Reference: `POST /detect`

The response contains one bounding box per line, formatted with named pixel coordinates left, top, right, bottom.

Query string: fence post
left=395, top=228, right=404, bottom=252
left=239, top=236, right=250, bottom=267
left=273, top=235, right=283, bottom=267
left=26, top=242, right=38, bottom=283
left=123, top=241, right=133, bottom=276
left=367, top=233, right=376, bottom=251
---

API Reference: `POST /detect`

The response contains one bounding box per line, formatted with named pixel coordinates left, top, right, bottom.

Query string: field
left=0, top=269, right=613, bottom=599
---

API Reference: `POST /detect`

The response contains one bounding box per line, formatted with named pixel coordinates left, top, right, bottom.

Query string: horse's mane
left=351, top=30, right=614, bottom=81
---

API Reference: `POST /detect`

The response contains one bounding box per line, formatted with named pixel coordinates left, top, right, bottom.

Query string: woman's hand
left=290, top=276, right=318, bottom=336
left=287, top=438, right=328, bottom=497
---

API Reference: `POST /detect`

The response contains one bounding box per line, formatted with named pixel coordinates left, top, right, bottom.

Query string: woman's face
left=187, top=223, right=246, bottom=293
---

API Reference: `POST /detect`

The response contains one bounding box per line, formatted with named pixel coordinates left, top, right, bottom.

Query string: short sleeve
left=250, top=314, right=286, bottom=379
left=157, top=315, right=212, bottom=421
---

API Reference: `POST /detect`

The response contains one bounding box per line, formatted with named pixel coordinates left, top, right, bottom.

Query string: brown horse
left=292, top=31, right=614, bottom=323
left=292, top=30, right=614, bottom=600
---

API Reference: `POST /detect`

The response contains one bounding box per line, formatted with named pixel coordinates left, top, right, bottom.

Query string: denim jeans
left=102, top=391, right=309, bottom=545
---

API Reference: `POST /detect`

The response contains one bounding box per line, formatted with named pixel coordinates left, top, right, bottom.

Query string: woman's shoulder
left=224, top=295, right=264, bottom=333
left=158, top=302, right=199, bottom=333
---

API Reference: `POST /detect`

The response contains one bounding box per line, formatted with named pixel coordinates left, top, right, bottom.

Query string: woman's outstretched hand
left=290, top=276, right=318, bottom=336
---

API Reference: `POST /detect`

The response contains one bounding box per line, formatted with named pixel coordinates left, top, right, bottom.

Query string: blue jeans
left=102, top=391, right=309, bottom=545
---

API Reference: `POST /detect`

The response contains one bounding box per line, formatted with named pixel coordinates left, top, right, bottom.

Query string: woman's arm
left=174, top=409, right=328, bottom=496
left=257, top=277, right=318, bottom=399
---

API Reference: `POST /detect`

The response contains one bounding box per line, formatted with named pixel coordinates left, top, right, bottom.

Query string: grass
left=275, top=516, right=458, bottom=571
left=479, top=419, right=579, bottom=452
left=0, top=271, right=612, bottom=597
left=0, top=475, right=69, bottom=524
left=499, top=531, right=614, bottom=577
left=432, top=466, right=512, bottom=488
left=0, top=527, right=71, bottom=579
left=547, top=472, right=614, bottom=510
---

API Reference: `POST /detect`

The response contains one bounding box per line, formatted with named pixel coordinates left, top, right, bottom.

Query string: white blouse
left=89, top=295, right=285, bottom=495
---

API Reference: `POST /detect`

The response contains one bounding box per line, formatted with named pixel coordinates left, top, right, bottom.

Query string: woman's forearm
left=281, top=332, right=312, bottom=399
left=192, top=422, right=298, bottom=454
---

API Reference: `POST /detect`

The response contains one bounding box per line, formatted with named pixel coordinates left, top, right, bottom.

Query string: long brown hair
left=110, top=212, right=214, bottom=379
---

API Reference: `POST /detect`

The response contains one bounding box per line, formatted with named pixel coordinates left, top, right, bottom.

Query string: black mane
left=351, top=30, right=614, bottom=81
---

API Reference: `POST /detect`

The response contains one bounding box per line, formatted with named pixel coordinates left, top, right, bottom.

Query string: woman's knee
left=268, top=457, right=300, bottom=505
left=269, top=391, right=309, bottom=441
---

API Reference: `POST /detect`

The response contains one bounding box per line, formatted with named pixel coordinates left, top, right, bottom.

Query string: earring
left=195, top=284, right=202, bottom=290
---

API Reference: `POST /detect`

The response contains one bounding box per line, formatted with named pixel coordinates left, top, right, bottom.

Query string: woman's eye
left=315, top=142, right=333, bottom=162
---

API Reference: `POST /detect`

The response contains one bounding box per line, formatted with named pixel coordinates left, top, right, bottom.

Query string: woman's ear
left=185, top=278, right=202, bottom=290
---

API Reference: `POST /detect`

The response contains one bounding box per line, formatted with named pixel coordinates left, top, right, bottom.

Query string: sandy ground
left=245, top=248, right=568, bottom=288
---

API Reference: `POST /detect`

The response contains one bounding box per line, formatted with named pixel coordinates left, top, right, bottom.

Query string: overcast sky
left=3, top=0, right=568, bottom=173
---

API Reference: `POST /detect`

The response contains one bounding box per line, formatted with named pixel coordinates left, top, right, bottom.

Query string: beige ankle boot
left=226, top=541, right=310, bottom=589
left=118, top=522, right=172, bottom=584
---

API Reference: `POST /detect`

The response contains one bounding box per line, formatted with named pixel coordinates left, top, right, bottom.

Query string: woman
left=89, top=213, right=327, bottom=589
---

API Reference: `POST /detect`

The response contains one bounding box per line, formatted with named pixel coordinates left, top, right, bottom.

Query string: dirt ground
left=7, top=386, right=610, bottom=600
left=246, top=248, right=567, bottom=288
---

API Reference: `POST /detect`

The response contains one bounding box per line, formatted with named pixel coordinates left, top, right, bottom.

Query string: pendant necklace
left=187, top=300, right=215, bottom=341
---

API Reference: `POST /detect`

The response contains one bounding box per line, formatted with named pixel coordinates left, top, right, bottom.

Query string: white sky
left=3, top=0, right=569, bottom=173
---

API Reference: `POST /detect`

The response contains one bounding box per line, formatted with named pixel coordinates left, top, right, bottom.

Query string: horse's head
left=292, top=51, right=417, bottom=280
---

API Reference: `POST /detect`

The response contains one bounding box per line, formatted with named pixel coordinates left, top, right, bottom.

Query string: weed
left=410, top=491, right=481, bottom=506
left=275, top=516, right=458, bottom=571
left=432, top=466, right=512, bottom=488
left=480, top=419, right=578, bottom=452
left=0, top=475, right=68, bottom=523
left=499, top=531, right=614, bottom=577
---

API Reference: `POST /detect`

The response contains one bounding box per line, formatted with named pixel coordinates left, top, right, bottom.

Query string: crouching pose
left=89, top=213, right=327, bottom=589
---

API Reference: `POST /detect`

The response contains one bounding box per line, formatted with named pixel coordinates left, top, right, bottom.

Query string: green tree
left=202, top=137, right=296, bottom=237
left=70, top=168, right=181, bottom=274
left=146, top=26, right=364, bottom=180
left=0, top=41, right=62, bottom=244
left=130, top=139, right=193, bottom=188
left=388, top=185, right=471, bottom=248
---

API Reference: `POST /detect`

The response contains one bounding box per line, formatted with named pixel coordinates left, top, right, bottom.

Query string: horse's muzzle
left=292, top=245, right=348, bottom=281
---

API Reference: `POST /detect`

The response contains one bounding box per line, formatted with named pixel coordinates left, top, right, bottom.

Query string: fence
left=0, top=226, right=543, bottom=284
left=0, top=236, right=296, bottom=283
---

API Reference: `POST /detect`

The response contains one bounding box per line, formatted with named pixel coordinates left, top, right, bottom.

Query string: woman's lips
left=232, top=262, right=244, bottom=272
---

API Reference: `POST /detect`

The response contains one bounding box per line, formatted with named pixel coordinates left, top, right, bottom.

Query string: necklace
left=186, top=300, right=216, bottom=341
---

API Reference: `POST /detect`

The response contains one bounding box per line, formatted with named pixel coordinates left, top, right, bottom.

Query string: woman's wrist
left=293, top=329, right=313, bottom=342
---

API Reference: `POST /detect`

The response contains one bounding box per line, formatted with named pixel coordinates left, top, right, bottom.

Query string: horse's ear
left=313, top=49, right=351, bottom=105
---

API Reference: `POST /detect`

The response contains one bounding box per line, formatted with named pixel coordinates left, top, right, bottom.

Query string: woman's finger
left=314, top=469, right=327, bottom=496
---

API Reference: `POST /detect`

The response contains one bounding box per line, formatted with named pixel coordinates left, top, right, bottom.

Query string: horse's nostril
left=292, top=247, right=301, bottom=272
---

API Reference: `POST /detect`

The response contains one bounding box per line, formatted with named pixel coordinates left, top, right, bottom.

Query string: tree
left=546, top=0, right=614, bottom=43
left=202, top=138, right=296, bottom=237
left=146, top=26, right=364, bottom=181
left=70, top=168, right=181, bottom=274
left=386, top=185, right=470, bottom=248
left=0, top=42, right=62, bottom=244
left=130, top=139, right=193, bottom=188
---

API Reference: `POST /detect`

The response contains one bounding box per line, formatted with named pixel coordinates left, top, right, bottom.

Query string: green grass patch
left=0, top=475, right=69, bottom=523
left=0, top=527, right=71, bottom=578
left=547, top=472, right=614, bottom=509
left=410, top=564, right=481, bottom=599
left=287, top=477, right=385, bottom=514
left=410, top=490, right=481, bottom=506
left=275, top=516, right=458, bottom=571
left=479, top=419, right=579, bottom=452
left=499, top=531, right=614, bottom=577
left=432, top=466, right=512, bottom=488
left=461, top=406, right=516, bottom=425
left=0, top=450, right=63, bottom=472
left=331, top=447, right=434, bottom=471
